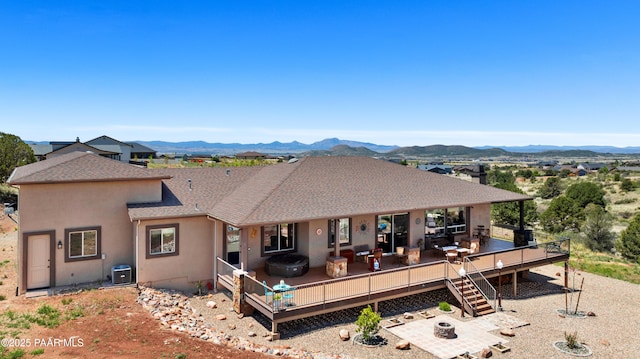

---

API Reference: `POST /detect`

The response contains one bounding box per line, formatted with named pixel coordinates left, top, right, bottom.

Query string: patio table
left=273, top=281, right=295, bottom=306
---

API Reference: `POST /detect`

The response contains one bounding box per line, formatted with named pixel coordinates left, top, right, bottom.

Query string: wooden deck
left=217, top=238, right=570, bottom=332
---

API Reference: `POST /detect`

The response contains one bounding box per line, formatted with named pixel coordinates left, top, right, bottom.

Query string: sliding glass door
left=376, top=213, right=408, bottom=253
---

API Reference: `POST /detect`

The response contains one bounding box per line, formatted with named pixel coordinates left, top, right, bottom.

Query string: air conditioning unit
left=111, top=265, right=132, bottom=285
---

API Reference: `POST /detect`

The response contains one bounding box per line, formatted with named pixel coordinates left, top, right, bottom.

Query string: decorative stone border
left=381, top=317, right=405, bottom=329
left=552, top=341, right=593, bottom=357
left=437, top=307, right=455, bottom=314
left=556, top=309, right=588, bottom=318
left=417, top=310, right=435, bottom=319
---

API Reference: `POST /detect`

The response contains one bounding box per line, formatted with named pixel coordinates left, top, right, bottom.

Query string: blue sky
left=2, top=1, right=640, bottom=147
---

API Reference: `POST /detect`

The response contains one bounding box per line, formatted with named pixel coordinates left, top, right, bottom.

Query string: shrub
left=438, top=301, right=451, bottom=312
left=565, top=331, right=579, bottom=349
left=355, top=305, right=381, bottom=342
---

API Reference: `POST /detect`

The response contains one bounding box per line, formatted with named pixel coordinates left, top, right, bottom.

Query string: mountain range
left=134, top=138, right=640, bottom=157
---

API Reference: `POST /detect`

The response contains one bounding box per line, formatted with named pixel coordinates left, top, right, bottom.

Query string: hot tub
left=265, top=254, right=309, bottom=278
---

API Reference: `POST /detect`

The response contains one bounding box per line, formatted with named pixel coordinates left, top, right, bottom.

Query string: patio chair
left=468, top=242, right=477, bottom=255
left=263, top=280, right=274, bottom=303
left=283, top=287, right=296, bottom=306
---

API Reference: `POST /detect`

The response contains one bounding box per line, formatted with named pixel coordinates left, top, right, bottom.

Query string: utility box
left=111, top=265, right=132, bottom=285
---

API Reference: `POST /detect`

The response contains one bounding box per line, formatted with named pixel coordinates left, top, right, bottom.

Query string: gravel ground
left=189, top=264, right=640, bottom=359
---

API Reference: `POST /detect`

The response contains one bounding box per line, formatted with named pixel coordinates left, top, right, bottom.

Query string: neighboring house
left=417, top=164, right=452, bottom=174
left=28, top=136, right=155, bottom=163
left=452, top=164, right=488, bottom=184
left=46, top=142, right=120, bottom=159
left=9, top=153, right=569, bottom=335
left=85, top=135, right=133, bottom=163
left=235, top=151, right=268, bottom=160
left=127, top=142, right=158, bottom=160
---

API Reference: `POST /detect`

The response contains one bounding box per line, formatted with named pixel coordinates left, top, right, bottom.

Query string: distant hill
left=136, top=138, right=397, bottom=155
left=475, top=145, right=640, bottom=154
left=27, top=137, right=640, bottom=157
left=387, top=145, right=510, bottom=158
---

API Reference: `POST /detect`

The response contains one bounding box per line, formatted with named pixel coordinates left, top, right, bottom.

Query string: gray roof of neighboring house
left=29, top=144, right=53, bottom=156
left=86, top=135, right=133, bottom=147
left=7, top=152, right=169, bottom=185
left=129, top=156, right=532, bottom=225
left=46, top=142, right=119, bottom=157
left=89, top=144, right=124, bottom=154
left=126, top=142, right=157, bottom=153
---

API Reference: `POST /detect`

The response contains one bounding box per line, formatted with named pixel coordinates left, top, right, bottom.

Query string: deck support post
left=373, top=301, right=378, bottom=313
left=270, top=322, right=280, bottom=340
left=512, top=271, right=518, bottom=296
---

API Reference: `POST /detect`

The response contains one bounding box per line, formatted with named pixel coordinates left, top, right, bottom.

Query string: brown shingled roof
left=129, top=156, right=531, bottom=225
left=7, top=152, right=169, bottom=185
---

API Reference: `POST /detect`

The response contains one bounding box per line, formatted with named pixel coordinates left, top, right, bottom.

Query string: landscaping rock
left=500, top=328, right=515, bottom=337
left=403, top=312, right=414, bottom=319
left=395, top=340, right=410, bottom=350
left=587, top=311, right=596, bottom=317
left=339, top=329, right=350, bottom=341
left=216, top=314, right=227, bottom=321
left=206, top=301, right=217, bottom=308
left=480, top=348, right=493, bottom=357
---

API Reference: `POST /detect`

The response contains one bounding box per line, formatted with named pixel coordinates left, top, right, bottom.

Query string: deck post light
left=496, top=259, right=504, bottom=311
left=459, top=267, right=466, bottom=317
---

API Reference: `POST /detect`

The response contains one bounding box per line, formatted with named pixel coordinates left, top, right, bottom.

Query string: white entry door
left=27, top=234, right=51, bottom=289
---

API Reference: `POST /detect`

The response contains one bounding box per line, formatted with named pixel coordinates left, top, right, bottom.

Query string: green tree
left=491, top=182, right=538, bottom=226
left=540, top=196, right=582, bottom=233
left=617, top=213, right=640, bottom=263
left=559, top=169, right=571, bottom=178
left=538, top=177, right=563, bottom=199
left=613, top=173, right=621, bottom=182
left=580, top=204, right=616, bottom=252
left=0, top=132, right=36, bottom=183
left=487, top=169, right=515, bottom=186
left=355, top=305, right=381, bottom=343
left=565, top=181, right=606, bottom=208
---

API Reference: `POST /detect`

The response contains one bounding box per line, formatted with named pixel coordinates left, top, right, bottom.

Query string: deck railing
left=463, top=257, right=496, bottom=311
left=216, top=237, right=570, bottom=316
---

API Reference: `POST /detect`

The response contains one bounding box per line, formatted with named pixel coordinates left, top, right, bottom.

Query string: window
left=328, top=218, right=351, bottom=248
left=425, top=207, right=468, bottom=237
left=262, top=223, right=296, bottom=255
left=146, top=224, right=179, bottom=258
left=65, top=226, right=101, bottom=262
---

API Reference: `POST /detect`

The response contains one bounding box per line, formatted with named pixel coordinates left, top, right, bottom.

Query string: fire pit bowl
left=434, top=321, right=456, bottom=339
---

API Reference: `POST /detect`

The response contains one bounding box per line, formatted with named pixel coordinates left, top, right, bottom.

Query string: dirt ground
left=0, top=214, right=270, bottom=359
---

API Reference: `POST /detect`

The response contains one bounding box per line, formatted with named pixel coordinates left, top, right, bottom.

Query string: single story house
left=8, top=152, right=533, bottom=293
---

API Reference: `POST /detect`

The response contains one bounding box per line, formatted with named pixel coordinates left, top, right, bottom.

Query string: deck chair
left=446, top=249, right=458, bottom=263
left=263, top=280, right=274, bottom=303
left=468, top=242, right=477, bottom=255
left=283, top=287, right=296, bottom=306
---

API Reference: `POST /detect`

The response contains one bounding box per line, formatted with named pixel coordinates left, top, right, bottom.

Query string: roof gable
left=8, top=152, right=168, bottom=185
left=86, top=135, right=133, bottom=147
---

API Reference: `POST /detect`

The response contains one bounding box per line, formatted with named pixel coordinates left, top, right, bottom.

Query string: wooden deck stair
left=451, top=277, right=495, bottom=317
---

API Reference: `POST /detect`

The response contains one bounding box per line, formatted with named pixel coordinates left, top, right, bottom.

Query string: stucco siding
left=16, top=180, right=161, bottom=293
left=136, top=216, right=213, bottom=291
